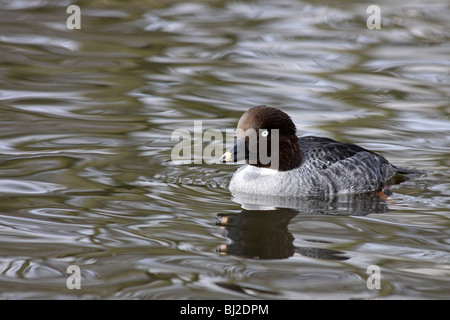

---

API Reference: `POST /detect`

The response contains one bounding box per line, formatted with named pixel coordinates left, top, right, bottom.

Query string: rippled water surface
left=0, top=0, right=449, bottom=299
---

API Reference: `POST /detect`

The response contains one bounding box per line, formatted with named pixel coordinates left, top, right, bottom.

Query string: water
left=0, top=0, right=449, bottom=299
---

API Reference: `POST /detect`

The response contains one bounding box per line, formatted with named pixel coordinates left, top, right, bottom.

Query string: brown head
left=220, top=105, right=302, bottom=171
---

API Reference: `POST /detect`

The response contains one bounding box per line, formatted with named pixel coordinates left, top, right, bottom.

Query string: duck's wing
left=298, top=136, right=389, bottom=168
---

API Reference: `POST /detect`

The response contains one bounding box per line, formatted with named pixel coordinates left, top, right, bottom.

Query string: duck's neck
left=278, top=135, right=302, bottom=171
left=248, top=135, right=302, bottom=171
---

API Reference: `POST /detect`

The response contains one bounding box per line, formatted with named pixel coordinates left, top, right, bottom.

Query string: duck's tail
left=395, top=167, right=427, bottom=175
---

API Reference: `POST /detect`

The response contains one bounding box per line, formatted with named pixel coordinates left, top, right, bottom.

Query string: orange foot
left=377, top=190, right=389, bottom=201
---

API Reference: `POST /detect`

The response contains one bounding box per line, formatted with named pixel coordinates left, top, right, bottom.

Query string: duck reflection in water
left=217, top=191, right=390, bottom=260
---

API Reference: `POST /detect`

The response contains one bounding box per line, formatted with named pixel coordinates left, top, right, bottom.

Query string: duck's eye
left=261, top=129, right=269, bottom=137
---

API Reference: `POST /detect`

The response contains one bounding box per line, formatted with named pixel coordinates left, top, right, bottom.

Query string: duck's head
left=220, top=105, right=302, bottom=171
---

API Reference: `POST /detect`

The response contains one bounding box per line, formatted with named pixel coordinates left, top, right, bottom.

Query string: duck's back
left=296, top=136, right=397, bottom=194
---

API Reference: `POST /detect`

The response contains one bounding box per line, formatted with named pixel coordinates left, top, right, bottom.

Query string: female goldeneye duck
left=220, top=105, right=418, bottom=196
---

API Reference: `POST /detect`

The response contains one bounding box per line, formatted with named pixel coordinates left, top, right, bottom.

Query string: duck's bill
left=219, top=151, right=233, bottom=163
left=219, top=139, right=247, bottom=163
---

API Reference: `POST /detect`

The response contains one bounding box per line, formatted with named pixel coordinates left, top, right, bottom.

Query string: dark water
left=0, top=0, right=449, bottom=299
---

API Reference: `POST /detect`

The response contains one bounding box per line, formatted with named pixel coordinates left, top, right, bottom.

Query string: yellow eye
left=261, top=130, right=269, bottom=137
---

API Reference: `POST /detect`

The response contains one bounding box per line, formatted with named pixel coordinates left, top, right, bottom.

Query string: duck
left=220, top=105, right=418, bottom=197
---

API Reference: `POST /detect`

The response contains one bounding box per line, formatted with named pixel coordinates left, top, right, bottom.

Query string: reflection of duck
left=231, top=190, right=390, bottom=214
left=217, top=209, right=297, bottom=259
left=217, top=208, right=349, bottom=260
left=217, top=192, right=390, bottom=260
